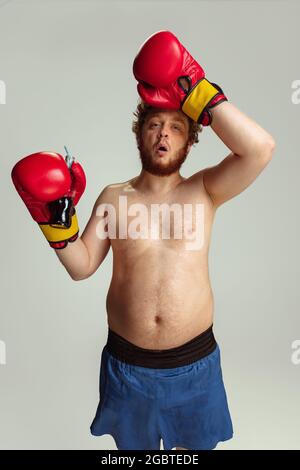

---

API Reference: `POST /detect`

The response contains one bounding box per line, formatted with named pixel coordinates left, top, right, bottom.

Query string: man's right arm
left=55, top=187, right=111, bottom=281
left=11, top=151, right=111, bottom=280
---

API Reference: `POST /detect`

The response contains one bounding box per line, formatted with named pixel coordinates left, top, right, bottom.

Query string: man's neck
left=132, top=170, right=185, bottom=196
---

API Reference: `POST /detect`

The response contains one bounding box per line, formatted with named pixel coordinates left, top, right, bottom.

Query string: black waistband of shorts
left=105, top=324, right=217, bottom=368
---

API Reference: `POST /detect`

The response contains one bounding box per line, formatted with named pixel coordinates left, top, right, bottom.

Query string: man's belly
left=106, top=273, right=214, bottom=350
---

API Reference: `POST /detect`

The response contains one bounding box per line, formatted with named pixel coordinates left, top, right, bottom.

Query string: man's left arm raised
left=201, top=101, right=275, bottom=207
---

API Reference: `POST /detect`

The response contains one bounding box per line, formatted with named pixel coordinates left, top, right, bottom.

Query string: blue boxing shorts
left=90, top=325, right=233, bottom=450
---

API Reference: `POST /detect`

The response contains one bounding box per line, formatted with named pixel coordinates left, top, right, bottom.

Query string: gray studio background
left=0, top=0, right=299, bottom=450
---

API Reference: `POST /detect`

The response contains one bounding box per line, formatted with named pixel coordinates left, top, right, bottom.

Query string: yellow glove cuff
left=38, top=213, right=79, bottom=243
left=182, top=78, right=220, bottom=122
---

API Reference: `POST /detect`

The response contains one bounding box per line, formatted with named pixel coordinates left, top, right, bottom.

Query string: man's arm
left=55, top=187, right=111, bottom=281
left=132, top=30, right=275, bottom=205
left=197, top=101, right=275, bottom=207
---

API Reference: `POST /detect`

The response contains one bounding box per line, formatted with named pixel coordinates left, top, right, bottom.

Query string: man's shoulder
left=95, top=178, right=137, bottom=203
left=184, top=169, right=205, bottom=188
left=182, top=170, right=216, bottom=207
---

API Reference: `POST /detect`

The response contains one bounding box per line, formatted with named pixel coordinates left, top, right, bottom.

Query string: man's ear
left=187, top=142, right=192, bottom=153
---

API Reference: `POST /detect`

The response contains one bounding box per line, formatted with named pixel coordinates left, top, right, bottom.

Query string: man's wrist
left=39, top=212, right=79, bottom=249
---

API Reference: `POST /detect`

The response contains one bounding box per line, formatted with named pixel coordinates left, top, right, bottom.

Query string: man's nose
left=159, top=125, right=168, bottom=137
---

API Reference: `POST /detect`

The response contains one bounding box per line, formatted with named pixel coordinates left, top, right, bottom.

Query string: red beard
left=138, top=140, right=190, bottom=176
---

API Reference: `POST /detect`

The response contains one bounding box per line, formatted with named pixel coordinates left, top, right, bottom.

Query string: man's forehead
left=146, top=110, right=188, bottom=124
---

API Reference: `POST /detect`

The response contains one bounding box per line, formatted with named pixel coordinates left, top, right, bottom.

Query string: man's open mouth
left=155, top=144, right=169, bottom=154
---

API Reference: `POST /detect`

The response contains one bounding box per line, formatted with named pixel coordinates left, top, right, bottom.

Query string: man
left=11, top=31, right=275, bottom=451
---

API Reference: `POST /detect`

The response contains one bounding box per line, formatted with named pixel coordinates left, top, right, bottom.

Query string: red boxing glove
left=11, top=151, right=86, bottom=249
left=133, top=30, right=227, bottom=125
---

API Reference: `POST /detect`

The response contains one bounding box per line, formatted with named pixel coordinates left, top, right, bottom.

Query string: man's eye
left=149, top=122, right=182, bottom=130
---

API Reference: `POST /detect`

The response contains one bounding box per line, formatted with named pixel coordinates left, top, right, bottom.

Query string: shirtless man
left=11, top=32, right=275, bottom=451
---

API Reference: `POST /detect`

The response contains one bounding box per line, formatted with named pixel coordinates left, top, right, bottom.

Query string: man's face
left=138, top=109, right=192, bottom=176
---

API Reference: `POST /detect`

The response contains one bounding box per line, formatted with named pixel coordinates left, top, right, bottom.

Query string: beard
left=138, top=140, right=190, bottom=176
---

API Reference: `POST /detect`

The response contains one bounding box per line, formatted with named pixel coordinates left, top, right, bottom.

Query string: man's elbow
left=261, top=136, right=276, bottom=162
left=69, top=271, right=89, bottom=281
